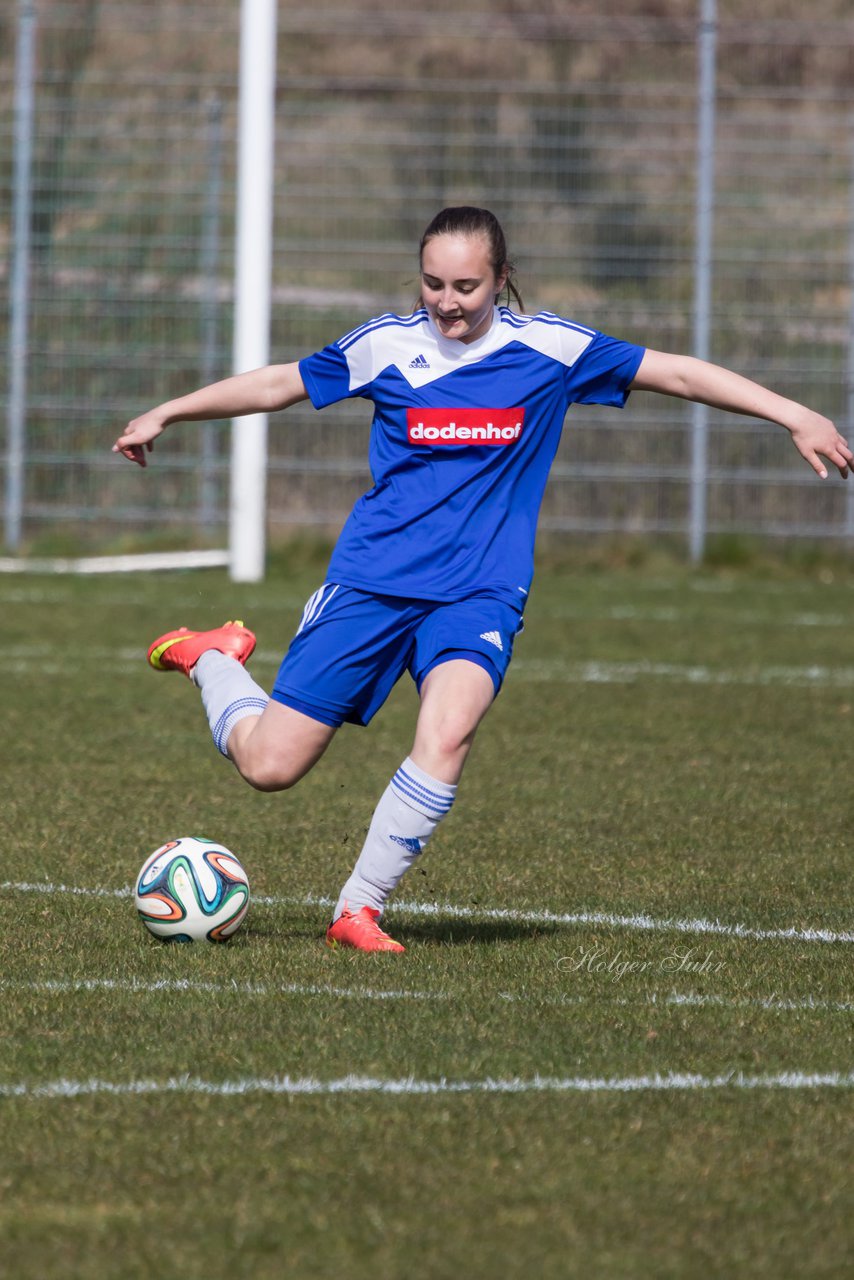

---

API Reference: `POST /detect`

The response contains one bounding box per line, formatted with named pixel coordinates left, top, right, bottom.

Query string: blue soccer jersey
left=298, top=306, right=644, bottom=605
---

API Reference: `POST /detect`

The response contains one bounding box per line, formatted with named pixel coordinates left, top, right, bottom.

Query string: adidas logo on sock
left=389, top=834, right=423, bottom=854
left=480, top=630, right=503, bottom=652
left=408, top=353, right=430, bottom=369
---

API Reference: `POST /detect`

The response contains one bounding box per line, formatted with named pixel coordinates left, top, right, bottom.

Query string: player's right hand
left=788, top=411, right=852, bottom=481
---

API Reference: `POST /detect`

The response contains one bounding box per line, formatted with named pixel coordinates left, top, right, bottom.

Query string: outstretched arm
left=112, top=362, right=310, bottom=467
left=630, top=349, right=852, bottom=480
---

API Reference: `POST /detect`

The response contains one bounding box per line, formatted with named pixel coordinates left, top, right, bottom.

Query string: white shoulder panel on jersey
left=338, top=308, right=599, bottom=392
left=338, top=311, right=433, bottom=392
left=498, top=309, right=597, bottom=369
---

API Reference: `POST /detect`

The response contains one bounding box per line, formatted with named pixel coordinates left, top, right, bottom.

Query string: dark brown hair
left=418, top=206, right=524, bottom=311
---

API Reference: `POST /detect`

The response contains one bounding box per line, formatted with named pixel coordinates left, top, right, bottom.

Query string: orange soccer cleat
left=325, top=905, right=406, bottom=953
left=147, top=620, right=256, bottom=678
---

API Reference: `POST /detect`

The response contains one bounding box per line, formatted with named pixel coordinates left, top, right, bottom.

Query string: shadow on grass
left=247, top=910, right=560, bottom=947
left=397, top=918, right=561, bottom=946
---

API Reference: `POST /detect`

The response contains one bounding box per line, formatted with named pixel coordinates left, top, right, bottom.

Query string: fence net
left=2, top=1, right=854, bottom=557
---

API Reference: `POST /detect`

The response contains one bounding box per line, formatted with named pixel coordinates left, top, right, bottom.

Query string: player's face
left=420, top=234, right=507, bottom=344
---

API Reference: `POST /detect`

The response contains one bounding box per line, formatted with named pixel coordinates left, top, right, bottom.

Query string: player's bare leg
left=225, top=700, right=337, bottom=792
left=328, top=659, right=495, bottom=951
left=410, top=658, right=496, bottom=783
left=147, top=620, right=336, bottom=792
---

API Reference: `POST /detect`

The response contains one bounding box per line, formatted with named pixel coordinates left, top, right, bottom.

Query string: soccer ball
left=135, top=837, right=250, bottom=943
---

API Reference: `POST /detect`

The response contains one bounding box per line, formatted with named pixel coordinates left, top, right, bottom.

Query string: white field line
left=2, top=579, right=851, bottom=629
left=510, top=657, right=854, bottom=688
left=0, top=977, right=443, bottom=1004
left=3, top=880, right=853, bottom=945
left=5, top=642, right=854, bottom=688
left=384, top=899, right=854, bottom=945
left=0, top=587, right=308, bottom=610
left=0, top=550, right=229, bottom=575
left=2, top=977, right=851, bottom=1017
left=2, top=881, right=131, bottom=900
left=534, top=604, right=850, bottom=629
left=1, top=1070, right=852, bottom=1100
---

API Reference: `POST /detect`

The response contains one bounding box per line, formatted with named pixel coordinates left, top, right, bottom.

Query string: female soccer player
left=113, top=206, right=851, bottom=952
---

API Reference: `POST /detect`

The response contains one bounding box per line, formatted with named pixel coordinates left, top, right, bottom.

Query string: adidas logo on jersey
left=408, top=354, right=430, bottom=369
left=480, top=630, right=504, bottom=652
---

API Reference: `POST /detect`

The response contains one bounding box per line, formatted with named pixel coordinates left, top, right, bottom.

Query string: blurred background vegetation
left=2, top=0, right=854, bottom=556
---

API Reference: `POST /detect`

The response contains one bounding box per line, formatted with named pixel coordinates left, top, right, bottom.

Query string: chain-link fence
left=2, top=1, right=854, bottom=559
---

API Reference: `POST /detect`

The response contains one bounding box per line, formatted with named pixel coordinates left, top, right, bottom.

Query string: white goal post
left=2, top=0, right=278, bottom=582
left=229, top=0, right=278, bottom=584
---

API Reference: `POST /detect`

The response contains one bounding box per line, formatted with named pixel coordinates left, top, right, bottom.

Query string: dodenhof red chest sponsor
left=406, top=407, right=525, bottom=446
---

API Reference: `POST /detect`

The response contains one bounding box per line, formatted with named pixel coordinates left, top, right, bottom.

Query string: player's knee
left=236, top=754, right=301, bottom=793
left=230, top=718, right=334, bottom=793
left=427, top=710, right=478, bottom=762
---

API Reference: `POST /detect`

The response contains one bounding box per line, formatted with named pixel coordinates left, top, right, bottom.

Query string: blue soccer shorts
left=270, top=583, right=525, bottom=728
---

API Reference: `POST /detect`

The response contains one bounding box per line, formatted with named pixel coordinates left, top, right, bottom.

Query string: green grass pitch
left=1, top=557, right=851, bottom=1279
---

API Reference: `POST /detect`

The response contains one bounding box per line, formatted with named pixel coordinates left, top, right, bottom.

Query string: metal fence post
left=689, top=0, right=717, bottom=564
left=847, top=112, right=854, bottom=540
left=5, top=0, right=37, bottom=552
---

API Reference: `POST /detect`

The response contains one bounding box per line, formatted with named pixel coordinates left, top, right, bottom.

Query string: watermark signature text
left=557, top=945, right=727, bottom=983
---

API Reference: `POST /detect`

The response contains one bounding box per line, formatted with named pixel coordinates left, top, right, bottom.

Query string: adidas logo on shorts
left=480, top=630, right=503, bottom=652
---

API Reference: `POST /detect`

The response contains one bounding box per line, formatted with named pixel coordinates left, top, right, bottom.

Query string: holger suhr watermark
left=558, top=945, right=727, bottom=983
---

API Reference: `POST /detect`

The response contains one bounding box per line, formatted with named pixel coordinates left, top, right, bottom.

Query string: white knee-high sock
left=191, top=650, right=269, bottom=758
left=334, top=757, right=457, bottom=920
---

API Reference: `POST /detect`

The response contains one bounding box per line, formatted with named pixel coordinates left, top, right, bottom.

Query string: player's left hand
left=789, top=412, right=853, bottom=480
